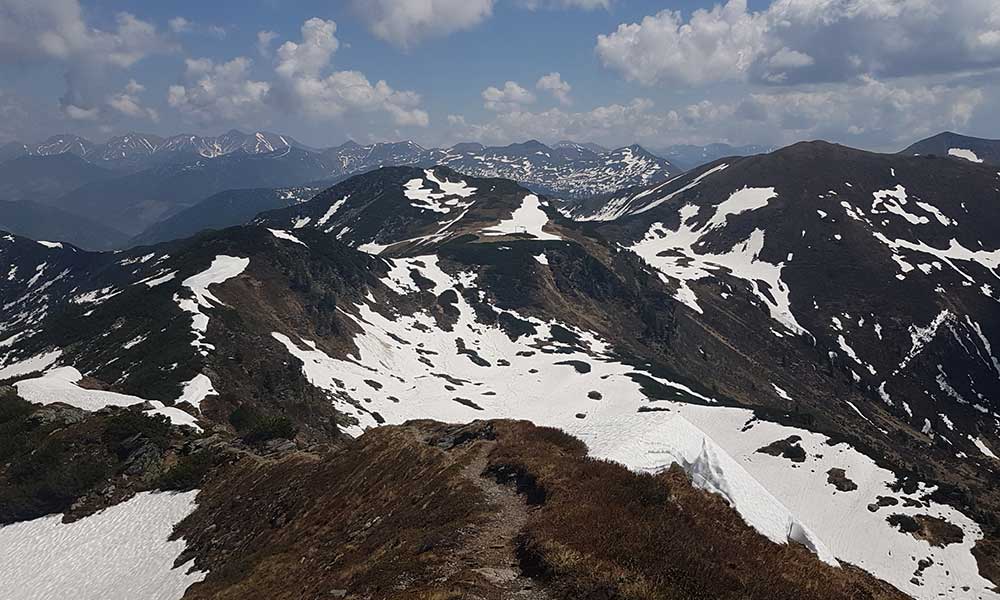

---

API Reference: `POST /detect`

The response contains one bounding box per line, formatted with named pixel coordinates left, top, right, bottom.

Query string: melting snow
left=482, top=194, right=560, bottom=240
left=404, top=170, right=477, bottom=214
left=317, top=195, right=349, bottom=230
left=972, top=437, right=998, bottom=459
left=15, top=367, right=199, bottom=429
left=267, top=254, right=993, bottom=599
left=176, top=373, right=216, bottom=408
left=0, top=349, right=62, bottom=380
left=629, top=188, right=806, bottom=334
left=630, top=163, right=730, bottom=217
left=174, top=255, right=250, bottom=355
left=948, top=148, right=983, bottom=163
left=268, top=228, right=307, bottom=246
left=871, top=185, right=929, bottom=225
left=0, top=491, right=204, bottom=600
left=138, top=270, right=177, bottom=287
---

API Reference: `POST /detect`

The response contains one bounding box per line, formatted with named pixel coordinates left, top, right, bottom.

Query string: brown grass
left=175, top=426, right=492, bottom=600
left=486, top=420, right=908, bottom=600
left=175, top=420, right=907, bottom=600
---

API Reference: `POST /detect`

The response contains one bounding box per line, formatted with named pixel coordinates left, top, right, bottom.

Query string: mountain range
left=1, top=134, right=999, bottom=599
left=0, top=131, right=681, bottom=250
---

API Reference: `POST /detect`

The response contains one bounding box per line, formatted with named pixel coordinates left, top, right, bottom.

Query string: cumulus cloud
left=596, top=1, right=767, bottom=86
left=443, top=75, right=987, bottom=151
left=482, top=81, right=537, bottom=112
left=352, top=0, right=609, bottom=48
left=596, top=0, right=1000, bottom=87
left=256, top=30, right=279, bottom=57
left=351, top=0, right=494, bottom=48
left=168, top=18, right=429, bottom=128
left=738, top=77, right=985, bottom=145
left=168, top=17, right=192, bottom=34
left=536, top=72, right=573, bottom=105
left=274, top=18, right=339, bottom=79
left=107, top=79, right=159, bottom=121
left=268, top=18, right=428, bottom=127
left=167, top=57, right=271, bottom=123
left=0, top=1, right=171, bottom=68
left=0, top=0, right=173, bottom=120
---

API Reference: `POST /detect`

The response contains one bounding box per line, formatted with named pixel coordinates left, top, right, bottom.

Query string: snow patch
left=268, top=228, right=307, bottom=247
left=482, top=194, right=560, bottom=240
left=173, top=256, right=249, bottom=355
left=176, top=373, right=216, bottom=408
left=0, top=491, right=204, bottom=600
left=948, top=148, right=983, bottom=163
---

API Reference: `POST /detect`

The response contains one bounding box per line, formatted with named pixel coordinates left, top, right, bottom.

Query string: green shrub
left=230, top=405, right=297, bottom=443
left=0, top=395, right=36, bottom=462
left=160, top=450, right=216, bottom=491
left=0, top=392, right=33, bottom=423
left=228, top=405, right=260, bottom=432
left=102, top=411, right=172, bottom=458
left=243, top=415, right=297, bottom=443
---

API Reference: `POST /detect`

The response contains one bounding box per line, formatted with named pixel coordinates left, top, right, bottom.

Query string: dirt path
left=451, top=439, right=552, bottom=600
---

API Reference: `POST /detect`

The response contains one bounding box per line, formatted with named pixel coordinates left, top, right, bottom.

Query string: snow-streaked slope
left=0, top=349, right=61, bottom=379
left=629, top=187, right=805, bottom=334
left=0, top=491, right=204, bottom=600
left=174, top=255, right=250, bottom=355
left=270, top=253, right=994, bottom=600
left=15, top=366, right=201, bottom=430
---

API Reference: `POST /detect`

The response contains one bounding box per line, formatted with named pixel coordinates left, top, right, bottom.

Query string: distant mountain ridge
left=3, top=131, right=677, bottom=199
left=900, top=131, right=1000, bottom=166
left=11, top=130, right=309, bottom=169
left=651, top=142, right=775, bottom=170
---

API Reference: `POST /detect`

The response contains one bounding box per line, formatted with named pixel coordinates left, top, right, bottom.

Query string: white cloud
left=482, top=81, right=536, bottom=112
left=168, top=16, right=227, bottom=38
left=0, top=0, right=172, bottom=120
left=536, top=72, right=572, bottom=105
left=107, top=79, right=159, bottom=121
left=596, top=1, right=768, bottom=86
left=168, top=18, right=429, bottom=129
left=351, top=0, right=494, bottom=48
left=256, top=30, right=278, bottom=57
left=63, top=104, right=100, bottom=121
left=167, top=57, right=270, bottom=123
left=272, top=69, right=429, bottom=126
left=768, top=47, right=814, bottom=69
left=274, top=18, right=339, bottom=79
left=168, top=17, right=192, bottom=34
left=596, top=0, right=1000, bottom=87
left=0, top=1, right=171, bottom=67
left=268, top=18, right=428, bottom=127
left=443, top=75, right=987, bottom=151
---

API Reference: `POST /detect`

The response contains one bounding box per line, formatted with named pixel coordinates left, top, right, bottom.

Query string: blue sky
left=1, top=0, right=998, bottom=151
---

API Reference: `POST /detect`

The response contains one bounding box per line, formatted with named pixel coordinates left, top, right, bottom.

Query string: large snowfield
left=272, top=253, right=999, bottom=600
left=0, top=491, right=204, bottom=600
